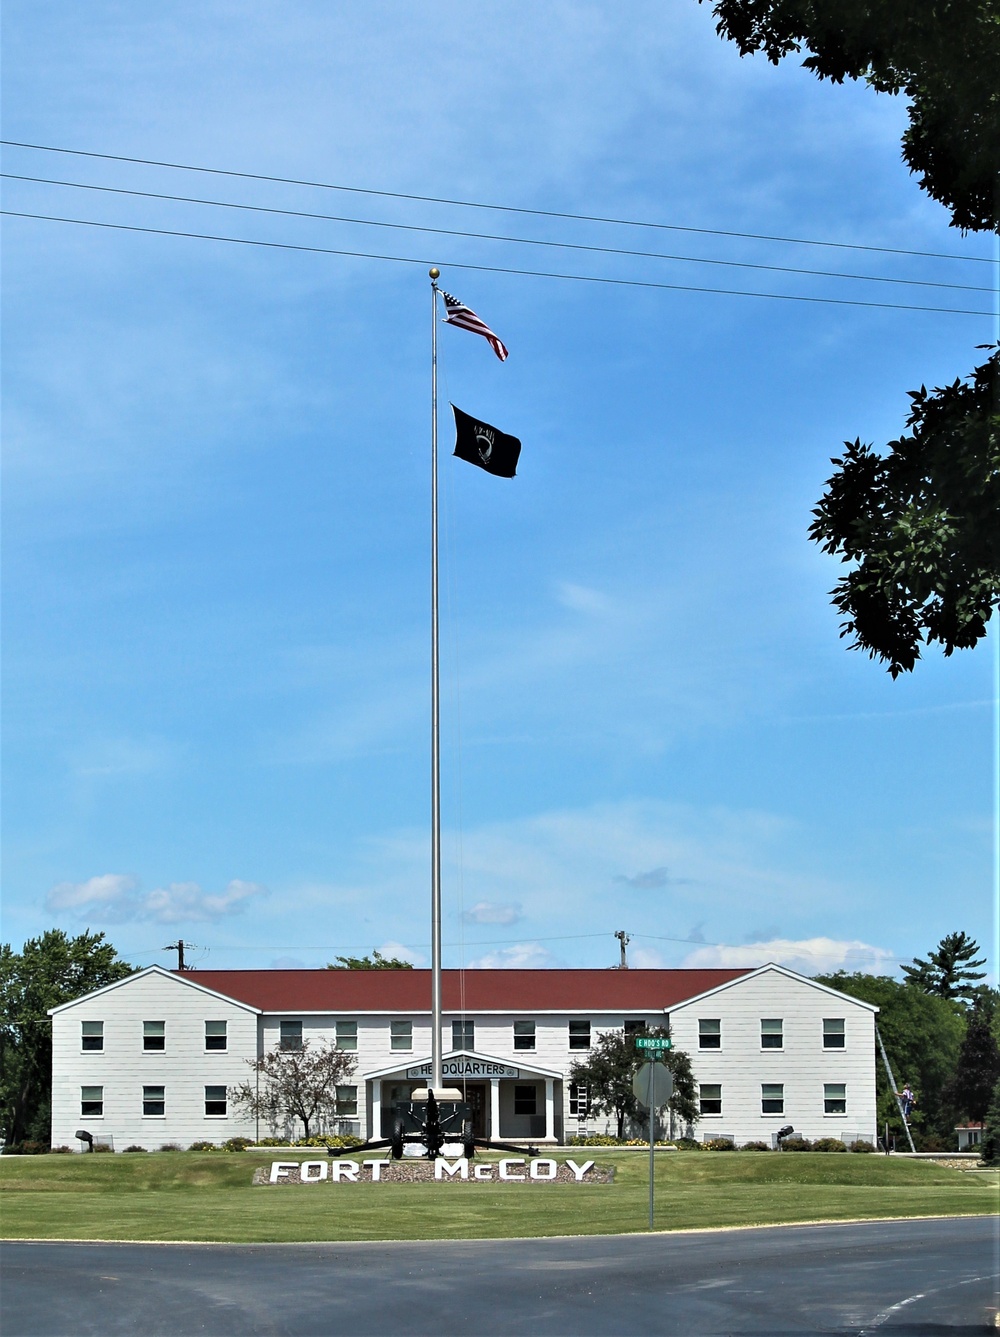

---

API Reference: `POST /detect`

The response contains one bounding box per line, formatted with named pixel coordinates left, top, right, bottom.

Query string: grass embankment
left=1, top=1151, right=995, bottom=1243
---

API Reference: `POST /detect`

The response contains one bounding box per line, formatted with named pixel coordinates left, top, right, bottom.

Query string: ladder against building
left=875, top=1024, right=916, bottom=1153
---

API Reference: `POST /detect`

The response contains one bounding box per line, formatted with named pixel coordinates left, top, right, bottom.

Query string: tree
left=814, top=971, right=964, bottom=1142
left=568, top=1027, right=698, bottom=1139
left=229, top=1040, right=357, bottom=1139
left=900, top=931, right=987, bottom=1003
left=0, top=930, right=134, bottom=1146
left=327, top=950, right=414, bottom=970
left=980, top=1078, right=1000, bottom=1166
left=945, top=996, right=1000, bottom=1124
left=703, top=0, right=1000, bottom=672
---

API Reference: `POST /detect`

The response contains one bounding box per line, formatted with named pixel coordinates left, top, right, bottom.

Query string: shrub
left=49, top=1146, right=73, bottom=1154
left=222, top=1137, right=254, bottom=1152
left=256, top=1137, right=292, bottom=1147
left=812, top=1138, right=847, bottom=1153
left=158, top=1143, right=183, bottom=1152
left=188, top=1141, right=218, bottom=1152
left=566, top=1134, right=624, bottom=1146
left=91, top=1142, right=113, bottom=1153
left=673, top=1137, right=703, bottom=1151
left=292, top=1135, right=365, bottom=1148
left=6, top=1141, right=49, bottom=1155
left=739, top=1141, right=771, bottom=1151
left=849, top=1140, right=875, bottom=1153
left=122, top=1145, right=148, bottom=1153
left=779, top=1137, right=813, bottom=1151
left=705, top=1138, right=736, bottom=1150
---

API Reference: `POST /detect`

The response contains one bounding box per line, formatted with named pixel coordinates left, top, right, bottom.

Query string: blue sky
left=3, top=1, right=996, bottom=979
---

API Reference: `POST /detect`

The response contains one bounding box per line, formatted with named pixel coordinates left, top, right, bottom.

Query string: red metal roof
left=178, top=968, right=749, bottom=1013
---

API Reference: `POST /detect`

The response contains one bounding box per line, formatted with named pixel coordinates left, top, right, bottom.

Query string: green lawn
left=1, top=1151, right=995, bottom=1243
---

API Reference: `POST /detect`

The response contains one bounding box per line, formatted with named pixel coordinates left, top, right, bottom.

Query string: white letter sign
left=565, top=1159, right=595, bottom=1181
left=331, top=1160, right=360, bottom=1182
left=529, top=1158, right=558, bottom=1180
left=499, top=1158, right=525, bottom=1181
left=300, top=1160, right=328, bottom=1183
left=269, top=1161, right=298, bottom=1183
left=435, top=1157, right=469, bottom=1180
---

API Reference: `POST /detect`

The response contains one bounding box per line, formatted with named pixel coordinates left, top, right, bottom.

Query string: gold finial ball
left=429, top=267, right=440, bottom=280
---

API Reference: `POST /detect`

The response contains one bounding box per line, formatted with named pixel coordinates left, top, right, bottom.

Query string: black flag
left=452, top=405, right=521, bottom=478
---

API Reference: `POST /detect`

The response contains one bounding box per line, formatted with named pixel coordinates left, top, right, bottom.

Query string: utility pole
left=615, top=930, right=630, bottom=969
left=164, top=940, right=194, bottom=971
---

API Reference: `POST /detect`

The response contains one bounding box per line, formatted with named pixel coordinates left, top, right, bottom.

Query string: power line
left=2, top=138, right=994, bottom=266
left=4, top=172, right=991, bottom=296
left=3, top=210, right=992, bottom=318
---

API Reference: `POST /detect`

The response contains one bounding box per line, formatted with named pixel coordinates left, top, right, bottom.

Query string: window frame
left=568, top=1019, right=591, bottom=1050
left=760, top=1018, right=783, bottom=1050
left=824, top=1082, right=847, bottom=1115
left=204, top=1085, right=228, bottom=1117
left=204, top=1020, right=228, bottom=1052
left=336, top=1085, right=359, bottom=1116
left=390, top=1020, right=413, bottom=1052
left=335, top=1020, right=358, bottom=1052
left=142, top=1084, right=166, bottom=1117
left=81, top=1020, right=104, bottom=1052
left=699, top=1083, right=723, bottom=1116
left=568, top=1082, right=591, bottom=1117
left=698, top=1018, right=722, bottom=1050
left=80, top=1085, right=104, bottom=1117
left=451, top=1019, right=475, bottom=1051
left=279, top=1019, right=303, bottom=1052
left=822, top=1018, right=846, bottom=1049
left=143, top=1020, right=166, bottom=1052
left=513, top=1020, right=536, bottom=1051
left=513, top=1084, right=538, bottom=1116
left=761, top=1082, right=784, bottom=1115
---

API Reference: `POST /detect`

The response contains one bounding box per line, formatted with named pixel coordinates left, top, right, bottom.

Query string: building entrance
left=461, top=1082, right=487, bottom=1137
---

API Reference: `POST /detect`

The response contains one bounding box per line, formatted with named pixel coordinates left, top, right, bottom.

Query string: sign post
left=632, top=1059, right=674, bottom=1230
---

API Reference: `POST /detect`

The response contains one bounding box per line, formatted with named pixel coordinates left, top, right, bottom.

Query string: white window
left=569, top=1020, right=591, bottom=1050
left=335, top=1020, right=358, bottom=1051
left=761, top=1083, right=784, bottom=1115
left=824, top=1083, right=847, bottom=1115
left=336, top=1085, right=358, bottom=1116
left=81, top=1021, right=104, bottom=1052
left=205, top=1021, right=227, bottom=1052
left=569, top=1082, right=591, bottom=1117
left=143, top=1020, right=165, bottom=1052
left=279, top=1020, right=302, bottom=1051
left=513, top=1021, right=536, bottom=1051
left=81, top=1085, right=103, bottom=1117
left=143, top=1085, right=165, bottom=1116
left=390, top=1020, right=412, bottom=1051
left=452, top=1020, right=474, bottom=1050
left=698, top=1019, right=721, bottom=1049
left=823, top=1019, right=845, bottom=1049
left=760, top=1018, right=783, bottom=1050
left=205, top=1085, right=227, bottom=1116
left=699, top=1083, right=722, bottom=1116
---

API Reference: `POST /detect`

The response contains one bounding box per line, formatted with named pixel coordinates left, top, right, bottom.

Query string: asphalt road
left=2, top=1217, right=997, bottom=1336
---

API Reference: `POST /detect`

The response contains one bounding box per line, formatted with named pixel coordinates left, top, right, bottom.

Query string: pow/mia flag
left=452, top=405, right=521, bottom=479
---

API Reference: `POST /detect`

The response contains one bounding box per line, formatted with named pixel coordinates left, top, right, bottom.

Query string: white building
left=49, top=963, right=877, bottom=1150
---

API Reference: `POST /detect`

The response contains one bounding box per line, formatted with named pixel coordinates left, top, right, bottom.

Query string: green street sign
left=635, top=1036, right=672, bottom=1050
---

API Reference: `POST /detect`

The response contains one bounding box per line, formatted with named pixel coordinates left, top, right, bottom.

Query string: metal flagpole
left=429, top=266, right=443, bottom=1093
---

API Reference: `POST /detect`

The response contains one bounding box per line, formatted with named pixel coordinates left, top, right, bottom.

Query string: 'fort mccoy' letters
left=257, top=1158, right=605, bottom=1185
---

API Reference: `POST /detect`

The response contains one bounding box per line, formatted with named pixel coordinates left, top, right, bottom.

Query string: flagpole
left=429, top=266, right=443, bottom=1093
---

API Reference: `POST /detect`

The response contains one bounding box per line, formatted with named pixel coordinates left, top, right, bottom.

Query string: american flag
left=441, top=291, right=509, bottom=362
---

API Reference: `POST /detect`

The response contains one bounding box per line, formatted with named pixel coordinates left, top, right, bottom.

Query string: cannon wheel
left=390, top=1118, right=405, bottom=1161
left=462, top=1119, right=475, bottom=1160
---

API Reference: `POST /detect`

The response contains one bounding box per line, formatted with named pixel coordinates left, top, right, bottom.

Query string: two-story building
left=49, top=963, right=878, bottom=1149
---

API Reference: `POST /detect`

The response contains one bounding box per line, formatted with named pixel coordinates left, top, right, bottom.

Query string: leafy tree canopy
left=568, top=1027, right=698, bottom=1138
left=230, top=1040, right=357, bottom=1140
left=900, top=931, right=988, bottom=1003
left=327, top=950, right=414, bottom=970
left=945, top=995, right=1000, bottom=1123
left=703, top=0, right=1000, bottom=672
left=0, top=930, right=134, bottom=1145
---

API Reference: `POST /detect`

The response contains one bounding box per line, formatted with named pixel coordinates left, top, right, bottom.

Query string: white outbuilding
left=49, top=963, right=878, bottom=1150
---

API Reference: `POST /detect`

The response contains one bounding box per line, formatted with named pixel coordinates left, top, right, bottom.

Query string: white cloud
left=629, top=944, right=667, bottom=968
left=462, top=900, right=523, bottom=926
left=45, top=874, right=266, bottom=924
left=682, top=937, right=896, bottom=976
left=378, top=940, right=425, bottom=967
left=467, top=942, right=557, bottom=969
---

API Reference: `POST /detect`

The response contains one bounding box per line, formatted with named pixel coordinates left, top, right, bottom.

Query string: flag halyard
left=441, top=291, right=509, bottom=361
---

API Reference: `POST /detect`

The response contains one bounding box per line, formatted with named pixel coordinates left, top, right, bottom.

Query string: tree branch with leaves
left=229, top=1040, right=358, bottom=1140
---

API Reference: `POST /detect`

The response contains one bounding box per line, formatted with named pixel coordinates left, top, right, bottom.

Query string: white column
left=371, top=1080, right=381, bottom=1141
left=544, top=1078, right=554, bottom=1142
left=490, top=1078, right=501, bottom=1139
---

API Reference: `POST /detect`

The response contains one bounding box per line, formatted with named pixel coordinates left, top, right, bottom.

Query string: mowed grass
left=1, top=1151, right=995, bottom=1243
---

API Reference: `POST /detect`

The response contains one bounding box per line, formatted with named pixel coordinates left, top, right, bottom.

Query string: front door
left=464, top=1083, right=487, bottom=1137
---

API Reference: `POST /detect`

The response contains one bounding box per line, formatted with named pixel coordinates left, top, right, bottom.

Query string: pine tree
left=946, top=998, right=1000, bottom=1124
left=900, top=932, right=987, bottom=1004
left=980, top=1079, right=1000, bottom=1167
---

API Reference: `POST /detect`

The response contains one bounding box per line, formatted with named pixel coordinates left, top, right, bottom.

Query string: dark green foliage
left=673, top=1136, right=704, bottom=1150
left=814, top=972, right=964, bottom=1140
left=849, top=1140, right=875, bottom=1152
left=812, top=1137, right=848, bottom=1152
left=740, top=1141, right=772, bottom=1151
left=980, top=1079, right=1000, bottom=1166
left=704, top=0, right=999, bottom=232
left=780, top=1136, right=813, bottom=1151
left=705, top=1137, right=736, bottom=1150
left=901, top=931, right=988, bottom=1002
left=0, top=930, right=134, bottom=1146
left=122, top=1146, right=148, bottom=1153
left=809, top=355, right=999, bottom=675
left=188, top=1141, right=219, bottom=1152
left=946, top=996, right=1000, bottom=1123
left=568, top=1026, right=698, bottom=1138
left=326, top=950, right=414, bottom=970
